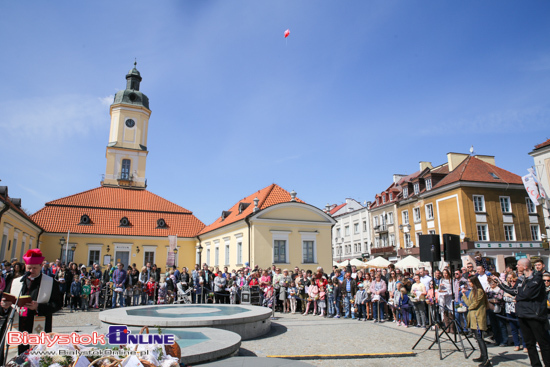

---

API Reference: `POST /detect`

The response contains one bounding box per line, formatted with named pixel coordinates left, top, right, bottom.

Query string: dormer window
left=120, top=217, right=130, bottom=227
left=238, top=202, right=250, bottom=214
left=79, top=214, right=91, bottom=225
left=382, top=196, right=386, bottom=204
left=221, top=211, right=232, bottom=221
left=403, top=187, right=408, bottom=199
left=426, top=178, right=432, bottom=191
left=413, top=183, right=419, bottom=195
left=389, top=193, right=393, bottom=201
left=157, top=218, right=167, bottom=228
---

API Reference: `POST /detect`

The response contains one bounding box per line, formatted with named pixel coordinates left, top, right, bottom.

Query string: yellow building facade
left=0, top=188, right=43, bottom=263
left=396, top=153, right=547, bottom=272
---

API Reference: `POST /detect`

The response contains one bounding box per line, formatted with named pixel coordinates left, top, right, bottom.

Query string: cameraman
left=492, top=258, right=550, bottom=366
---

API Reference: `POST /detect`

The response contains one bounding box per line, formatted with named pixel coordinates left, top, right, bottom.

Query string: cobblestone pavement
left=53, top=308, right=532, bottom=366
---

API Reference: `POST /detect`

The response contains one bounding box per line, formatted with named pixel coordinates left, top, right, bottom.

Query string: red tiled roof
left=45, top=186, right=192, bottom=214
left=329, top=203, right=346, bottom=215
left=32, top=206, right=204, bottom=237
left=432, top=156, right=523, bottom=189
left=199, top=184, right=304, bottom=235
left=431, top=163, right=449, bottom=175
left=31, top=186, right=204, bottom=237
left=534, top=139, right=550, bottom=150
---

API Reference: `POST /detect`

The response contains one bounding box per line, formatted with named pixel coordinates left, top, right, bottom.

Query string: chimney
left=0, top=186, right=7, bottom=197
left=447, top=152, right=469, bottom=171
left=393, top=174, right=407, bottom=184
left=474, top=155, right=496, bottom=166
left=253, top=197, right=259, bottom=213
left=419, top=161, right=433, bottom=171
left=9, top=198, right=21, bottom=208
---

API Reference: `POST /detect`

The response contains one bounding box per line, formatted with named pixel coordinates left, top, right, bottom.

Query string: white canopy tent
left=394, top=255, right=428, bottom=270
left=338, top=258, right=366, bottom=268
left=365, top=256, right=391, bottom=268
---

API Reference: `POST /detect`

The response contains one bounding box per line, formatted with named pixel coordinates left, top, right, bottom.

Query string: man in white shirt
left=420, top=267, right=432, bottom=291
left=350, top=266, right=357, bottom=279
left=476, top=265, right=489, bottom=291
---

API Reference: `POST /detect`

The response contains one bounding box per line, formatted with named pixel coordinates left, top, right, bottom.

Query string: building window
left=88, top=250, right=100, bottom=266
left=389, top=193, right=393, bottom=201
left=354, top=223, right=359, bottom=234
left=144, top=251, right=155, bottom=265
left=382, top=196, right=386, bottom=204
left=206, top=249, right=210, bottom=265
left=225, top=245, right=230, bottom=265
left=402, top=211, right=409, bottom=225
left=425, top=203, right=434, bottom=220
left=504, top=225, right=515, bottom=241
left=531, top=225, right=541, bottom=241
left=413, top=208, right=421, bottom=223
left=473, top=195, right=485, bottom=212
left=345, top=226, right=350, bottom=236
left=374, top=238, right=380, bottom=248
left=403, top=187, right=408, bottom=199
left=363, top=221, right=367, bottom=232
left=374, top=216, right=379, bottom=227
left=426, top=178, right=432, bottom=191
left=500, top=196, right=512, bottom=213
left=387, top=212, right=394, bottom=224
left=415, top=232, right=422, bottom=246
left=121, top=159, right=131, bottom=180
left=404, top=233, right=412, bottom=247
left=413, top=183, right=419, bottom=195
left=61, top=247, right=75, bottom=264
left=336, top=228, right=341, bottom=238
left=215, top=247, right=219, bottom=266
left=237, top=241, right=242, bottom=265
left=477, top=224, right=489, bottom=241
left=526, top=198, right=536, bottom=214
left=301, top=240, right=314, bottom=263
left=428, top=230, right=436, bottom=235
left=274, top=240, right=286, bottom=263
left=389, top=234, right=395, bottom=247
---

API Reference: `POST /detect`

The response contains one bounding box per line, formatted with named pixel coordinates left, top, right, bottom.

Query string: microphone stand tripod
left=412, top=258, right=461, bottom=360
left=0, top=275, right=28, bottom=366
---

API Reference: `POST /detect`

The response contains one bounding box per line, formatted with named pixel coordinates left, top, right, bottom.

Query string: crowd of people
left=1, top=252, right=550, bottom=367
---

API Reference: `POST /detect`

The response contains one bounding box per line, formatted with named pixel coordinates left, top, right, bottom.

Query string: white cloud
left=0, top=94, right=113, bottom=141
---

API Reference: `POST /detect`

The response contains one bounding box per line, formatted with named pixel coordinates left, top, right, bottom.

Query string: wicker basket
left=134, top=326, right=181, bottom=360
left=87, top=356, right=121, bottom=367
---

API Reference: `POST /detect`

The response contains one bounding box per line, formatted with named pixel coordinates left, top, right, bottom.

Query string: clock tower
left=102, top=63, right=151, bottom=189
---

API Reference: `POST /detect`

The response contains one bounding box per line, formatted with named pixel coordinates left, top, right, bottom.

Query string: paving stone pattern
left=53, top=308, right=532, bottom=366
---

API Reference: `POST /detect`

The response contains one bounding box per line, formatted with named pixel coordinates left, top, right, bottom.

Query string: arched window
left=121, top=159, right=131, bottom=180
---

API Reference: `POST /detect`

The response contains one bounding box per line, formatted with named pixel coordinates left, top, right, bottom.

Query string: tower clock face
left=125, top=119, right=135, bottom=128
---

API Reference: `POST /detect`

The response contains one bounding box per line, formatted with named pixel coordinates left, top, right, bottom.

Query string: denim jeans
left=357, top=303, right=366, bottom=319
left=328, top=295, right=335, bottom=315
left=487, top=309, right=508, bottom=345
left=133, top=294, right=140, bottom=306
left=334, top=296, right=341, bottom=316
left=507, top=312, right=526, bottom=347
left=454, top=309, right=468, bottom=332
left=112, top=291, right=124, bottom=308
left=373, top=301, right=384, bottom=321
left=344, top=294, right=352, bottom=318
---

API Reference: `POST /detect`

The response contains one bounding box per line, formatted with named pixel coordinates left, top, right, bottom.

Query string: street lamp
left=59, top=237, right=66, bottom=263
left=197, top=244, right=203, bottom=266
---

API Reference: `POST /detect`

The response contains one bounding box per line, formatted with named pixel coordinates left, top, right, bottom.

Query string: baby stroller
left=176, top=282, right=192, bottom=304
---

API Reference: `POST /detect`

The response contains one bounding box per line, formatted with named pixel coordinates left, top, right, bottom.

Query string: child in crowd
left=124, top=285, right=133, bottom=306
left=90, top=277, right=101, bottom=309
left=326, top=281, right=334, bottom=317
left=133, top=281, right=142, bottom=306
left=354, top=283, right=367, bottom=321
left=158, top=282, right=167, bottom=304
left=288, top=282, right=298, bottom=314
left=145, top=277, right=156, bottom=305
left=332, top=277, right=342, bottom=318
left=318, top=285, right=326, bottom=317
left=391, top=282, right=402, bottom=323
left=81, top=278, right=91, bottom=311
left=70, top=277, right=82, bottom=312
left=398, top=287, right=410, bottom=327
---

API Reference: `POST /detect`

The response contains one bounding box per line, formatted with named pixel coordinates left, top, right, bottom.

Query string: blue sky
left=1, top=1, right=549, bottom=226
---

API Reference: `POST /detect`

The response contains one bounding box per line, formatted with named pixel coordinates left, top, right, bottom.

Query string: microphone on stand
left=20, top=271, right=32, bottom=283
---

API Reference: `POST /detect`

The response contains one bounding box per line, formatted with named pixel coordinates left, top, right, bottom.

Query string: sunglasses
left=544, top=280, right=550, bottom=283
